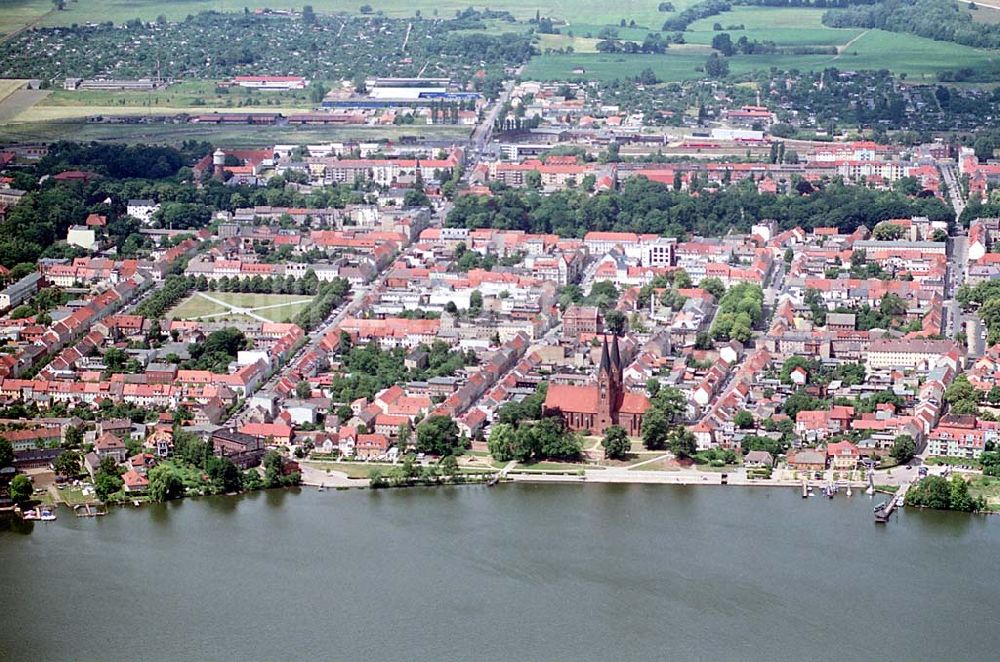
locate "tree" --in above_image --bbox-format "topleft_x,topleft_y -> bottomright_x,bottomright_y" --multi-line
653,386 -> 687,423
440,454 -> 459,479
890,435 -> 916,464
711,32 -> 734,56
705,52 -> 729,78
641,407 -> 670,450
94,470 -> 123,501
148,464 -> 185,501
701,277 -> 725,300
873,223 -> 904,240
734,410 -> 754,429
205,455 -> 242,493
416,415 -> 462,456
469,290 -> 483,314
54,451 -> 82,478
488,422 -> 518,461
646,378 -> 661,398
9,474 -> 32,505
604,309 -> 627,336
668,427 -> 697,459
295,380 -> 312,399
602,425 -> 630,460
302,4 -> 316,24
0,438 -> 12,468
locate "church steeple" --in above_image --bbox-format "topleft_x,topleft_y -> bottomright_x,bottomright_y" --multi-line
610,334 -> 622,374
599,336 -> 611,375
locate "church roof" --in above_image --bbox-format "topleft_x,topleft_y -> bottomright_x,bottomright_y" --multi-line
620,392 -> 652,415
544,383 -> 599,415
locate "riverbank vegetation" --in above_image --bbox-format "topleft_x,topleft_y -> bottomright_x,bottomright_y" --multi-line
92,429 -> 300,504
906,475 -> 985,513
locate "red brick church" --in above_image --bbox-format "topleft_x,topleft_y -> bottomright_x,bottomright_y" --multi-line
543,335 -> 650,436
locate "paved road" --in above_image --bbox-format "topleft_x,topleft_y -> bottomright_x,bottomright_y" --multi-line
940,161 -> 966,219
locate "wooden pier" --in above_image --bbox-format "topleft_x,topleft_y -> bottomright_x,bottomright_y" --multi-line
875,482 -> 911,524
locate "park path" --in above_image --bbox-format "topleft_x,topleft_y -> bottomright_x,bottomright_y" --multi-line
626,453 -> 672,470
190,292 -> 311,323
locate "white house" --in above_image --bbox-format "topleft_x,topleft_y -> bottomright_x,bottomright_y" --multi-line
127,199 -> 160,225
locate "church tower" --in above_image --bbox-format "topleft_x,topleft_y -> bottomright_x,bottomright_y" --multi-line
610,333 -> 623,407
596,335 -> 622,432
597,336 -> 614,430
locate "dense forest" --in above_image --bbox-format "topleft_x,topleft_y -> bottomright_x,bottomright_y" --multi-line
445,176 -> 953,238
823,0 -> 1000,50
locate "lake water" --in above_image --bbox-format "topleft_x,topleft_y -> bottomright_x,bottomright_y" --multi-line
2,484 -> 998,661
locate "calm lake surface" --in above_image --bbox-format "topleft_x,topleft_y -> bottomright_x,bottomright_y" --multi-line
2,484 -> 998,661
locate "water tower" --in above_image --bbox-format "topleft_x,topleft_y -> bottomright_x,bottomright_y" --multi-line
213,148 -> 226,179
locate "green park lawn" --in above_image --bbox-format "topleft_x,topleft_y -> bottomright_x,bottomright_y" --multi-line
968,475 -> 1000,511
167,292 -> 315,324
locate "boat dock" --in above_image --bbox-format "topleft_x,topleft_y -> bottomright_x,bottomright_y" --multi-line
875,482 -> 911,523
75,503 -> 106,518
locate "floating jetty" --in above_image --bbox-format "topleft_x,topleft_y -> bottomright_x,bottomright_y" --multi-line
74,503 -> 106,518
875,483 -> 911,524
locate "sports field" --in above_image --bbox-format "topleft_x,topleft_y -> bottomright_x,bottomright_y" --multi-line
168,292 -> 314,324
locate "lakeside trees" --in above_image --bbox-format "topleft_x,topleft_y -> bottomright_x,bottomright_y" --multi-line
415,415 -> 464,457
906,475 -> 984,512
9,474 -> 32,506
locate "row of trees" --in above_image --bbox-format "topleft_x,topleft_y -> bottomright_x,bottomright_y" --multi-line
292,277 -> 350,332
662,0 -> 732,31
445,177 -> 953,240
823,0 -> 1000,50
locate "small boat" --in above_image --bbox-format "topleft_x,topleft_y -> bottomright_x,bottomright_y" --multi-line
874,502 -> 887,513
39,509 -> 56,521
317,485 -> 326,492
133,500 -> 141,507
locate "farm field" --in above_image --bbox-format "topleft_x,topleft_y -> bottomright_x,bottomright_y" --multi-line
168,292 -> 315,324
0,119 -> 470,146
524,27 -> 1000,82
523,51 -> 713,83
0,0 -> 51,36
27,0 -> 701,28
4,104 -> 321,123
40,81 -> 316,109
685,8 -> 863,47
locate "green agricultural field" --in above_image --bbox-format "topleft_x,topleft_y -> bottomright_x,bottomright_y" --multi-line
686,8 -> 863,47
31,0 -> 702,28
523,50 -> 713,83
0,118 -> 471,146
40,80 -> 316,109
0,0 -> 51,36
169,292 -> 316,324
819,29 -> 1000,81
524,27 -> 1000,83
